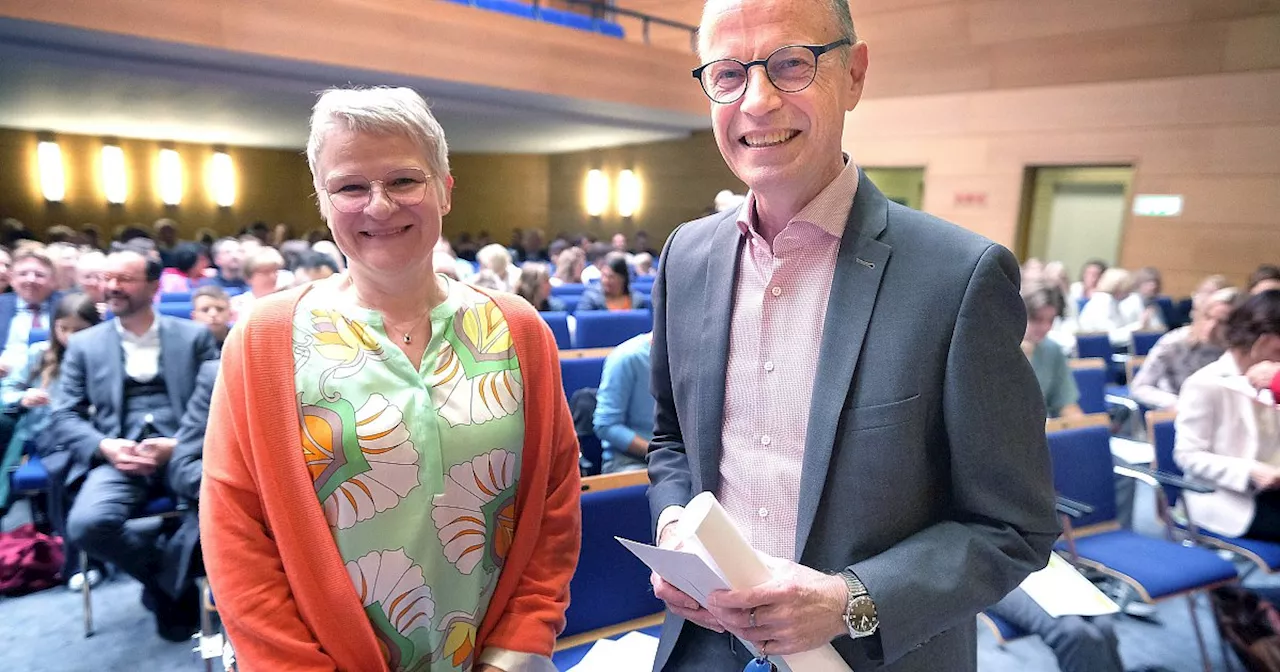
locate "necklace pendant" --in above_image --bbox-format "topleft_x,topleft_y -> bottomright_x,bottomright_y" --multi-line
402,333 -> 412,345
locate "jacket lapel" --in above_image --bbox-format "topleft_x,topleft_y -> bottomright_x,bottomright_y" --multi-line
158,318 -> 186,416
794,172 -> 893,560
103,324 -> 124,436
694,212 -> 746,494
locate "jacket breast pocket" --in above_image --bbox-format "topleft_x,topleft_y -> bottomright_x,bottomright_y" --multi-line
845,394 -> 921,432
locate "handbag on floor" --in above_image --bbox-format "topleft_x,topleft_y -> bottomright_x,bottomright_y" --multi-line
1212,585 -> 1280,671
0,523 -> 64,596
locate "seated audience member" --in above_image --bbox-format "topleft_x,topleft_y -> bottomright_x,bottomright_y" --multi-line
159,242 -> 211,293
0,249 -> 61,376
167,359 -> 219,502
1250,264 -> 1280,295
547,238 -> 569,270
611,232 -> 628,254
1022,284 -> 1082,418
299,251 -> 340,283
987,587 -> 1127,672
432,251 -> 461,281
515,262 -> 565,312
47,242 -> 82,292
1069,259 -> 1108,306
1174,290 -> 1280,540
633,252 -> 657,278
577,252 -> 652,312
190,285 -> 232,348
552,246 -> 586,287
476,242 -> 520,290
469,268 -> 507,292
229,247 -> 285,321
0,293 -> 101,580
1123,266 -> 1167,332
593,332 -> 654,474
210,237 -> 247,291
51,250 -> 218,639
1130,287 -> 1236,409
75,251 -> 107,306
311,239 -> 345,272
0,246 -> 11,293
580,242 -> 611,284
1078,268 -> 1163,346
1247,359 -> 1280,406
520,228 -> 549,263
434,238 -> 475,280
632,230 -> 656,257
153,219 -> 179,266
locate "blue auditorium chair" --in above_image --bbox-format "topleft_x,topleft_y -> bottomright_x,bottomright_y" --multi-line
559,294 -> 582,315
573,310 -> 651,349
475,0 -> 536,18
540,311 -> 572,350
538,6 -> 595,31
1074,332 -> 1112,360
1131,331 -> 1163,357
552,283 -> 587,296
554,471 -> 664,669
560,354 -> 606,402
1148,410 -> 1280,575
1069,359 -> 1107,415
158,302 -> 194,319
160,291 -> 193,303
595,21 -> 624,38
1046,414 -> 1237,671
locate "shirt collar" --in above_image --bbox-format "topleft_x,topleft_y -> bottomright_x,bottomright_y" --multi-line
114,315 -> 161,343
736,154 -> 859,240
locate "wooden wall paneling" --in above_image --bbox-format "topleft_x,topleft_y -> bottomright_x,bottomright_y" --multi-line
967,0 -> 1192,44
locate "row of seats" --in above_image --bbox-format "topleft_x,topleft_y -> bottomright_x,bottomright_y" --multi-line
443,0 -> 625,38
541,309 -> 650,351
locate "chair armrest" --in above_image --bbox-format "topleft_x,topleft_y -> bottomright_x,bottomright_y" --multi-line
1113,464 -> 1216,494
1055,495 -> 1095,519
1105,394 -> 1140,412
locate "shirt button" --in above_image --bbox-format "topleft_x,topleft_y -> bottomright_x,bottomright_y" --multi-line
764,361 -> 775,372
771,286 -> 782,297
760,435 -> 771,446
758,507 -> 768,518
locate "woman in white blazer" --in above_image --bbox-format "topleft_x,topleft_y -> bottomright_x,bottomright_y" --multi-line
1174,289 -> 1280,538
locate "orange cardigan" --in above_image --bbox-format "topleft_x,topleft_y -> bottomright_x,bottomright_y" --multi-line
200,286 -> 582,671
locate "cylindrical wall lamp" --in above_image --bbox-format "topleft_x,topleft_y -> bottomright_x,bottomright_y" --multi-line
585,169 -> 609,217
158,148 -> 183,206
101,145 -> 127,204
38,141 -> 66,202
210,151 -> 235,207
617,169 -> 641,218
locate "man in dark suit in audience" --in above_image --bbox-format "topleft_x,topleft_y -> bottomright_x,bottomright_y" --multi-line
0,249 -> 62,376
646,0 -> 1058,670
50,249 -> 218,640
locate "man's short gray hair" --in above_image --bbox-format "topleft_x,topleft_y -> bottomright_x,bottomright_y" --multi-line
698,0 -> 856,58
306,87 -> 450,199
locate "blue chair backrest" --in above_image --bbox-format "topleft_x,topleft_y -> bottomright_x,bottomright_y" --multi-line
160,291 -> 192,303
538,6 -> 594,30
1132,332 -> 1163,356
539,311 -> 572,350
562,482 -> 664,638
1075,333 -> 1112,360
574,310 -> 651,349
1071,366 -> 1107,415
559,294 -> 582,315
1151,418 -> 1181,507
1047,423 -> 1117,528
27,328 -> 50,345
561,357 -> 606,402
158,302 -> 193,319
475,0 -> 535,18
596,21 -> 624,38
1155,296 -> 1178,329
552,283 -> 586,297
632,276 -> 655,289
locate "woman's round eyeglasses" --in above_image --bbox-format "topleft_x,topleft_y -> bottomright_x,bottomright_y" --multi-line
692,38 -> 851,105
320,167 -> 432,214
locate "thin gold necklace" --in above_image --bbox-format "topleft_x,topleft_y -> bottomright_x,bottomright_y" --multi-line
385,309 -> 432,345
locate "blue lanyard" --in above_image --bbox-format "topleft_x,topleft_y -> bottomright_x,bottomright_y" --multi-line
744,656 -> 776,672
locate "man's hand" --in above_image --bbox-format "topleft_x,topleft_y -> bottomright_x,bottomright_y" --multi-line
137,437 -> 178,466
1246,361 -> 1280,394
650,519 -> 726,633
1251,463 -> 1280,491
705,556 -> 849,656
20,388 -> 50,408
99,438 -> 157,476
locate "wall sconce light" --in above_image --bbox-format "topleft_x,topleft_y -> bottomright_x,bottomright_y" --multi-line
617,169 -> 641,218
101,145 -> 127,204
585,169 -> 609,217
158,148 -> 183,206
210,151 -> 235,207
38,141 -> 66,202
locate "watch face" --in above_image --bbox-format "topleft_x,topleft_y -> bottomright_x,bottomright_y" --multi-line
848,595 -> 878,635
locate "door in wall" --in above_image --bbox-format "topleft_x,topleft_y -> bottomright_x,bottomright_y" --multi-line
1021,166 -> 1133,282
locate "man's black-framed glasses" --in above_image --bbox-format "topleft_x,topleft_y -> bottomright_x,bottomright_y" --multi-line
692,38 -> 851,104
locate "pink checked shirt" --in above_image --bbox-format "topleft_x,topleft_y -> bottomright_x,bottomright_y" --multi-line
718,159 -> 858,560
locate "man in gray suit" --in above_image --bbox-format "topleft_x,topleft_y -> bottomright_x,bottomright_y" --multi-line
646,0 -> 1059,670
51,250 -> 218,639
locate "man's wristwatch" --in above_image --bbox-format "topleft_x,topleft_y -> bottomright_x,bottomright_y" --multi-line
839,570 -> 879,639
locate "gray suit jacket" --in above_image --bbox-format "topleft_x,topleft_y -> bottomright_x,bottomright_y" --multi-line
49,316 -> 220,485
647,172 -> 1059,671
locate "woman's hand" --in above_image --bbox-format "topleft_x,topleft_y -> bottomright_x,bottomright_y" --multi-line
1246,361 -> 1280,394
20,388 -> 49,408
1251,463 -> 1280,491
